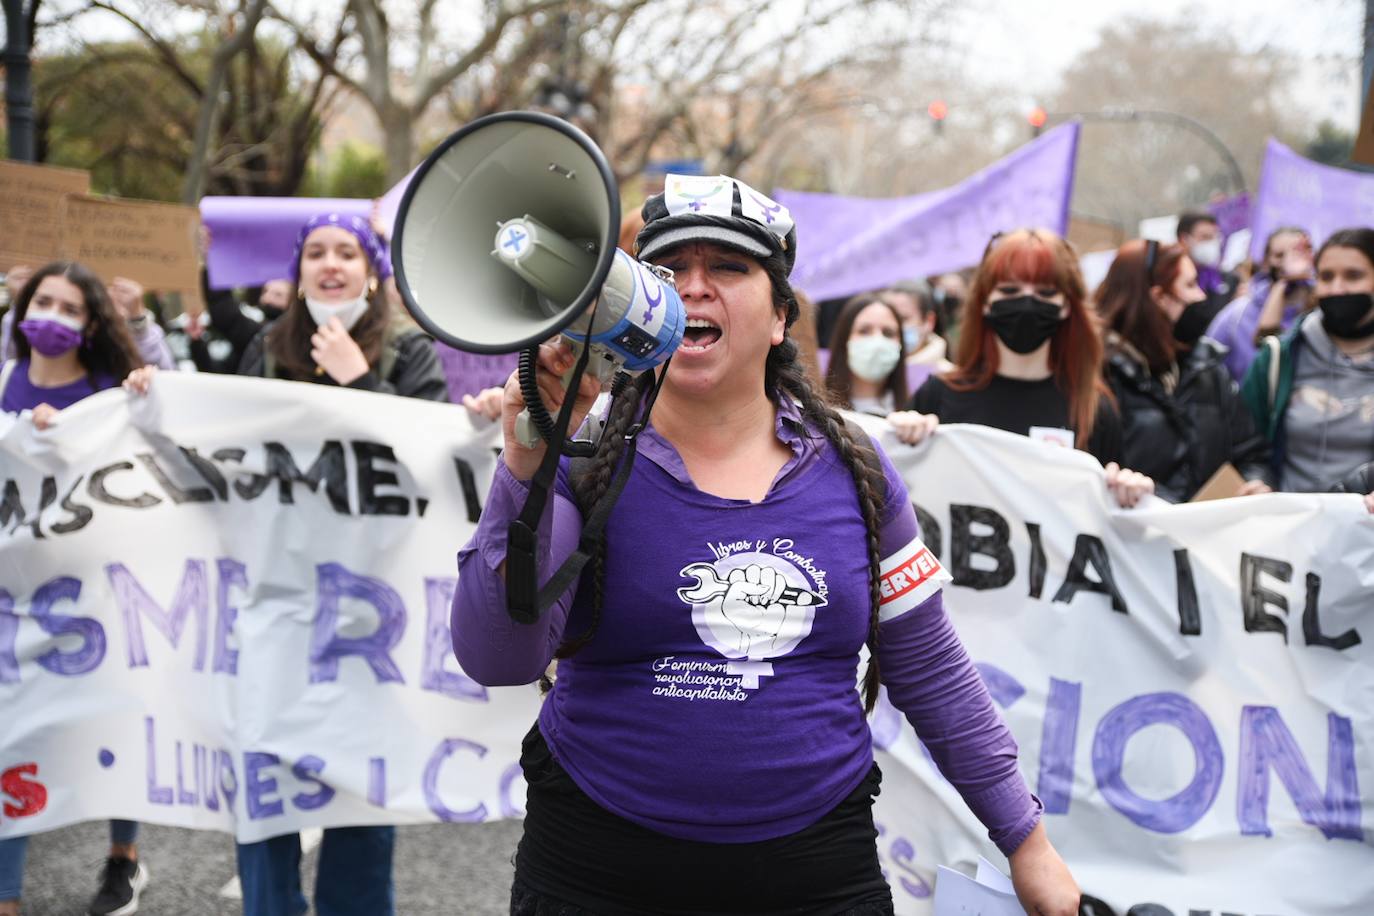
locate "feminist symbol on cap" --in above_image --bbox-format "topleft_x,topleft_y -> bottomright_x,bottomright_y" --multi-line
673,176 -> 730,212
748,192 -> 784,225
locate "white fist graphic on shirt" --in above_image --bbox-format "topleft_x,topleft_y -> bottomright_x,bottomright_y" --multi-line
677,559 -> 826,662
716,565 -> 785,656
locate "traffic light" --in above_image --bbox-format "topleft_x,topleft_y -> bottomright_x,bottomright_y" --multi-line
928,100 -> 948,134
1028,106 -> 1048,138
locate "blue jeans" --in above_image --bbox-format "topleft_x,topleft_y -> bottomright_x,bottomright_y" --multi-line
0,820 -> 139,900
236,826 -> 395,916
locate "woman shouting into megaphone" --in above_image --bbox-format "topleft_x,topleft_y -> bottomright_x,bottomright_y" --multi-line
452,175 -> 1080,916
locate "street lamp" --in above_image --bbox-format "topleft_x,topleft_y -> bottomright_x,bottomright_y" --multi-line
1044,108 -> 1246,195
2,0 -> 36,161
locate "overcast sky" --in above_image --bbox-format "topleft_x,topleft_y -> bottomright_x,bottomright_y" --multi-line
961,0 -> 1363,125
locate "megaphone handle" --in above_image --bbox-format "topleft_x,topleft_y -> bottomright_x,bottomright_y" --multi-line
514,409 -> 542,448
514,360 -> 583,449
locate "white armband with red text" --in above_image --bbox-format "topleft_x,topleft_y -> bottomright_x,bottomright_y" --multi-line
878,536 -> 951,622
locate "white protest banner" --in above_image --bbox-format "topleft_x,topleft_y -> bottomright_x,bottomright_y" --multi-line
848,415 -> 1374,916
0,374 -> 539,844
1,377 -> 1371,916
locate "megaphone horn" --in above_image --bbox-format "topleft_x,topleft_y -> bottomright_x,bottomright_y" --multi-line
392,111 -> 684,448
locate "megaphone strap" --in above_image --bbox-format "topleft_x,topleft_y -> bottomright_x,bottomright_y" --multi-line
505,336 -> 593,623
505,356 -> 672,625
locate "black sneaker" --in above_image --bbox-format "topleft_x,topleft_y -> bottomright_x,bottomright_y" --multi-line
88,857 -> 149,916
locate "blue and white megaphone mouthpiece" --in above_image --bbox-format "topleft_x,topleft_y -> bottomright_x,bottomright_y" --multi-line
390,110 -> 684,449
491,214 -> 685,445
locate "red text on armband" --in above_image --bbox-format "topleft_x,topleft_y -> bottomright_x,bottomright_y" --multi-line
879,547 -> 941,604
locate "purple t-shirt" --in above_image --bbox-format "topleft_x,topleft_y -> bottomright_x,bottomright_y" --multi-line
452,397 -> 1041,854
1,359 -> 114,413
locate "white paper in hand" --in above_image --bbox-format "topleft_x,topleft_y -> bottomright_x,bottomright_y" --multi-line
973,856 -> 1015,895
933,864 -> 1025,916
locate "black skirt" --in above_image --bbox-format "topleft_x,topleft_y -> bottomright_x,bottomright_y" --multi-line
511,724 -> 895,916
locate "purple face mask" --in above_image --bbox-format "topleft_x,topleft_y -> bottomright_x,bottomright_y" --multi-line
19,317 -> 84,357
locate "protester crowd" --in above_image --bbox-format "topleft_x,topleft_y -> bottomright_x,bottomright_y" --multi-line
0,187 -> 1371,916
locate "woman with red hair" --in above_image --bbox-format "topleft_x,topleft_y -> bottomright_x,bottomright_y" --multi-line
890,228 -> 1153,507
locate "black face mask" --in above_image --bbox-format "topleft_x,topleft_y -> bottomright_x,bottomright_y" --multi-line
260,304 -> 286,323
1171,297 -> 1220,346
1318,293 -> 1374,340
985,295 -> 1064,354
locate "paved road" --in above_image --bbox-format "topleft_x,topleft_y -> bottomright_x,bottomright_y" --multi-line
20,819 -> 525,915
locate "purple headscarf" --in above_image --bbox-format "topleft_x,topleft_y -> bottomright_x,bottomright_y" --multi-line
288,213 -> 392,282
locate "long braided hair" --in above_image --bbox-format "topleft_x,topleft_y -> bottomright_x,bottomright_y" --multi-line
555,256 -> 888,713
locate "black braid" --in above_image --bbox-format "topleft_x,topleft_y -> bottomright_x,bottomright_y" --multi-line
768,335 -> 887,714
551,371 -> 657,660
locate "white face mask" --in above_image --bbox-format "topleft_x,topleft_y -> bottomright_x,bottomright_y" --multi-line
305,294 -> 370,331
1188,238 -> 1222,269
28,312 -> 86,333
847,334 -> 902,383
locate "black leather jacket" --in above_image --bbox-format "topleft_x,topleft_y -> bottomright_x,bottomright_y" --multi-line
1106,337 -> 1272,502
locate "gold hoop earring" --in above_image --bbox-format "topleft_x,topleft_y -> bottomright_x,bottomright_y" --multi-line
296,288 -> 305,301
368,277 -> 379,296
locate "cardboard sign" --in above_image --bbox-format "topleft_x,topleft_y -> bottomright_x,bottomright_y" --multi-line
1191,461 -> 1246,502
0,160 -> 91,272
61,196 -> 201,291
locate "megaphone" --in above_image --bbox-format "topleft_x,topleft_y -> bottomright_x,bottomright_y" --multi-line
392,111 -> 684,448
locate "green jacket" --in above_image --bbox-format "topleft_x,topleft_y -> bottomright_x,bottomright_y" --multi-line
1239,322 -> 1305,478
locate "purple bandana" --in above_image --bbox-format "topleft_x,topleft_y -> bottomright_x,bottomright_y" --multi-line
288,213 -> 392,282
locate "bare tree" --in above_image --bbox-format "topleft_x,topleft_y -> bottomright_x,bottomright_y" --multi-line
280,0 -> 569,184
1049,16 -> 1311,230
436,0 -> 948,185
30,0 -> 339,200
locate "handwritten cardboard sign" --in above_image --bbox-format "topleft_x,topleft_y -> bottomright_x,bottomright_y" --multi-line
0,160 -> 91,272
61,196 -> 201,291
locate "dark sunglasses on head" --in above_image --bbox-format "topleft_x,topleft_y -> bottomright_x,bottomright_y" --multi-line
1144,239 -> 1160,280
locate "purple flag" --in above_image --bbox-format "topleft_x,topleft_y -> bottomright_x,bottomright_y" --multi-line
776,123 -> 1080,302
1208,192 -> 1250,239
201,196 -> 372,288
1250,140 -> 1374,262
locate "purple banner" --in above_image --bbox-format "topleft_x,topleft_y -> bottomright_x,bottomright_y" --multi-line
1208,192 -> 1250,239
776,123 -> 1080,302
1250,140 -> 1374,262
435,345 -> 519,402
200,197 -> 372,288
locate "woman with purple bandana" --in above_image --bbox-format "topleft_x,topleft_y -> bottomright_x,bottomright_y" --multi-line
237,212 -> 448,402
452,176 -> 1080,914
0,261 -> 155,916
234,213 -> 444,916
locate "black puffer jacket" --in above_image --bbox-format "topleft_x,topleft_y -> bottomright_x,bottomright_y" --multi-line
1106,337 -> 1272,502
